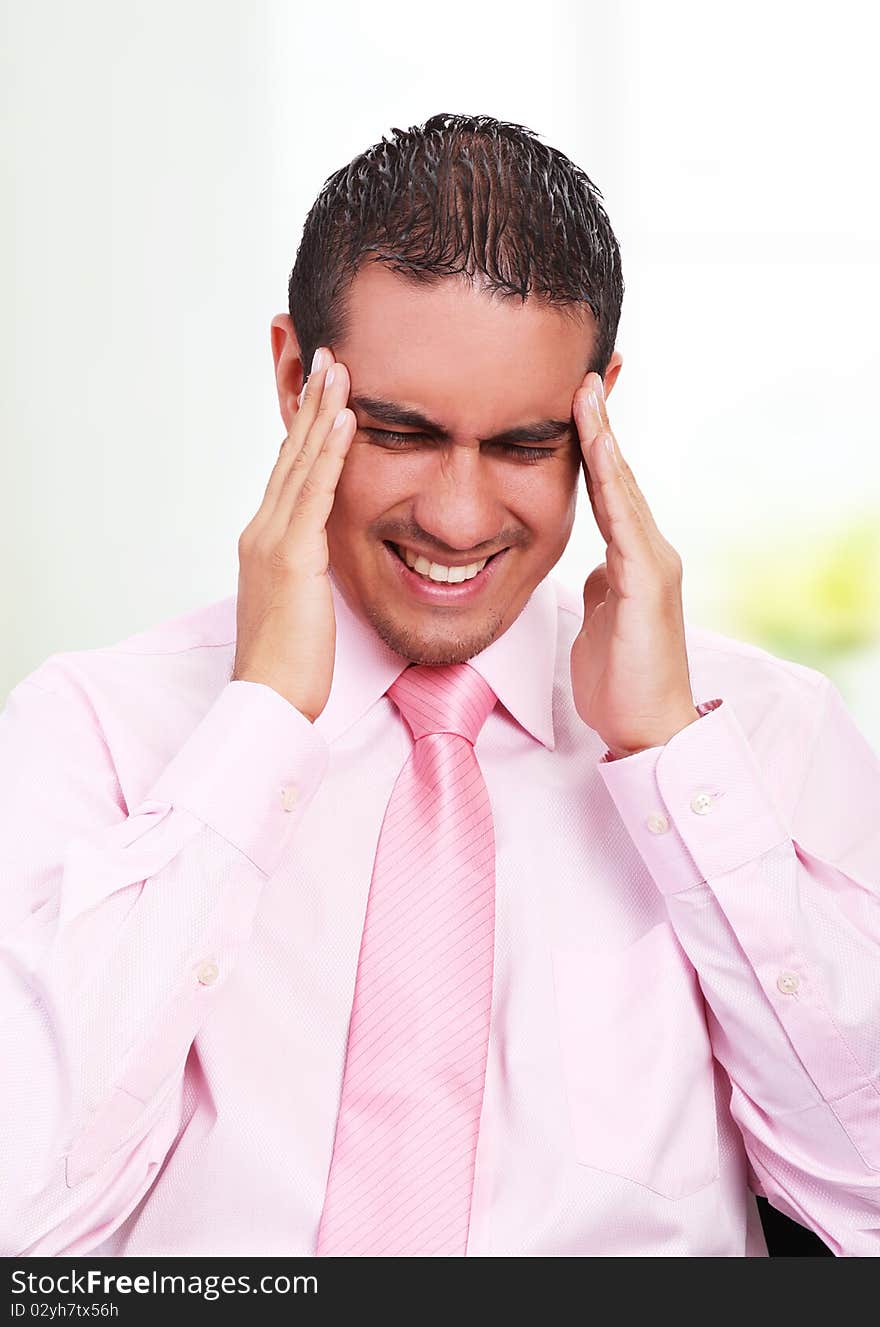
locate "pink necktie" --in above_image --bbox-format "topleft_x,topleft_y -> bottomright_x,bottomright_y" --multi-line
315,662 -> 499,1257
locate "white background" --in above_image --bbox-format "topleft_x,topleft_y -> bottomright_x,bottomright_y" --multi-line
2,0 -> 878,742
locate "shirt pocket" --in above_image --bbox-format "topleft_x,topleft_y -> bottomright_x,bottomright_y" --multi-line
551,920 -> 720,1199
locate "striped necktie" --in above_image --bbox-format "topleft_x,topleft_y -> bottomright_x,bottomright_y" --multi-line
315,661 -> 499,1256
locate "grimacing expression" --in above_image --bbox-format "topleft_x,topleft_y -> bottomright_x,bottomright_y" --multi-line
273,263 -> 620,666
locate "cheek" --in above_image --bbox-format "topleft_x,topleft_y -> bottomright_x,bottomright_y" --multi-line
516,466 -> 579,523
336,446 -> 443,511
334,449 -> 399,511
328,451 -> 419,547
524,467 -> 579,553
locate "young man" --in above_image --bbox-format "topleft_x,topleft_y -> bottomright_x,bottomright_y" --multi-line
2,114 -> 878,1257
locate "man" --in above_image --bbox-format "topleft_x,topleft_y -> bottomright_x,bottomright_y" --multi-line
1,113 -> 878,1257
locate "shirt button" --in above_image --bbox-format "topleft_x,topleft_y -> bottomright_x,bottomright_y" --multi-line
776,971 -> 800,995
690,791 -> 715,815
646,812 -> 670,835
197,960 -> 220,986
280,784 -> 299,812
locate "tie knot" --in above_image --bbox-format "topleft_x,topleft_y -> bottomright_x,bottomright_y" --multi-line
387,662 -> 498,746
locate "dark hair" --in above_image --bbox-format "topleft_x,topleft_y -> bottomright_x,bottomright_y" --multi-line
288,112 -> 624,378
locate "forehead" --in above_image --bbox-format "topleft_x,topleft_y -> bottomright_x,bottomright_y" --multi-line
333,262 -> 594,428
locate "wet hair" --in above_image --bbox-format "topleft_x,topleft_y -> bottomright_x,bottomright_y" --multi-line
287,112 -> 624,378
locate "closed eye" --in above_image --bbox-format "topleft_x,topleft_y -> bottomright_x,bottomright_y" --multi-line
363,429 -> 555,461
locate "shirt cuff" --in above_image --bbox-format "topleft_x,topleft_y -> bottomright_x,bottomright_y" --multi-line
144,680 -> 330,878
597,698 -> 791,895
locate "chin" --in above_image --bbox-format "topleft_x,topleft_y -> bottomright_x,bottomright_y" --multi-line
364,601 -> 506,667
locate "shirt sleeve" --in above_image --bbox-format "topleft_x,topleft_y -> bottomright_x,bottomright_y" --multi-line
0,673 -> 329,1257
597,680 -> 880,1257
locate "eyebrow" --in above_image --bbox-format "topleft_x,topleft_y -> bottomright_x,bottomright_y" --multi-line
350,394 -> 576,446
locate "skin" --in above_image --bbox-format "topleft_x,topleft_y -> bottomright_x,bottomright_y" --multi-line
262,260 -> 700,757
272,263 -> 612,665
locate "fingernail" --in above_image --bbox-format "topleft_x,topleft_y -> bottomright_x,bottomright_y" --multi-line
311,347 -> 326,373
297,384 -> 306,406
587,389 -> 600,417
595,375 -> 605,400
325,365 -> 336,388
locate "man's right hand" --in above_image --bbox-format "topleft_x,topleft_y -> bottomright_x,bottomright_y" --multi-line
231,347 -> 356,723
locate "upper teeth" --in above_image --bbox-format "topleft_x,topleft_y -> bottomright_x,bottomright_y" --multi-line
396,545 -> 490,583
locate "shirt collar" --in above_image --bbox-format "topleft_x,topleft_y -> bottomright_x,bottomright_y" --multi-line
313,568 -> 559,751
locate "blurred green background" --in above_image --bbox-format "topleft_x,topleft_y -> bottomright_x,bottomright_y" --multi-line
712,509 -> 880,745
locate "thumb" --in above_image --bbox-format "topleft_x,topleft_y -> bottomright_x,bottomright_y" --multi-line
582,561 -> 610,622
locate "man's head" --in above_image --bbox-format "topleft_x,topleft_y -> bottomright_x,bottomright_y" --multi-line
271,113 -> 624,665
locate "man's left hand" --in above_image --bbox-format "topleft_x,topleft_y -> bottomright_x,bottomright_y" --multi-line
569,372 -> 700,759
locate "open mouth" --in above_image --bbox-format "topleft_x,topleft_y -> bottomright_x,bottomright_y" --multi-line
384,541 -> 501,581
382,540 -> 507,597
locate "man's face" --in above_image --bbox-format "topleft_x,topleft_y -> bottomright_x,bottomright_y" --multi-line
277,263 -> 617,665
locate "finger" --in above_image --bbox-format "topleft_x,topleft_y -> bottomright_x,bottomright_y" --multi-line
604,430 -> 668,547
589,429 -> 653,564
269,359 -> 353,539
296,347 -> 340,435
582,375 -> 665,545
581,560 -> 612,621
286,406 -> 357,537
573,391 -> 612,543
588,371 -> 611,432
580,438 -> 612,544
259,348 -> 335,515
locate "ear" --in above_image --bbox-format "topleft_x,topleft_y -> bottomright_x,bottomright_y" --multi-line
602,349 -> 623,399
270,314 -> 306,431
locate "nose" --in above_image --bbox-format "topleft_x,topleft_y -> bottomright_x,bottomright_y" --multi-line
409,444 -> 506,556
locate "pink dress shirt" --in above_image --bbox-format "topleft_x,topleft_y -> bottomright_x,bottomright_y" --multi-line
1,570 -> 878,1257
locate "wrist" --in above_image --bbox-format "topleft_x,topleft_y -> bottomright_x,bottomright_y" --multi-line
605,706 -> 701,760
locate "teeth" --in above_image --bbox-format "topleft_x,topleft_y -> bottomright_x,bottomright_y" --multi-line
396,545 -> 489,583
